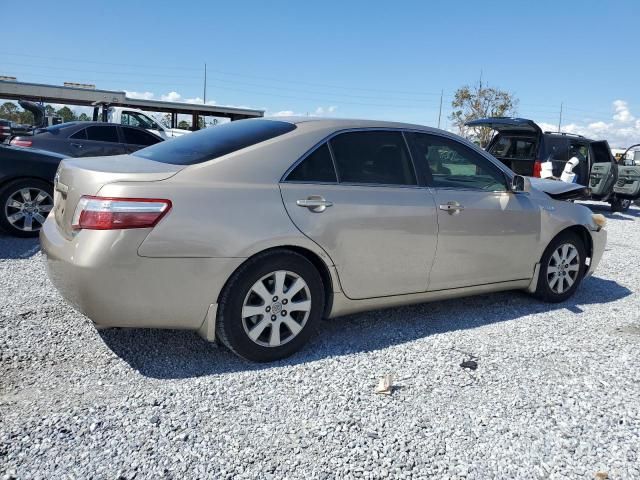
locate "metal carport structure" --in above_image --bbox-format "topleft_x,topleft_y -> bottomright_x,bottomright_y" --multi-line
0,80 -> 264,128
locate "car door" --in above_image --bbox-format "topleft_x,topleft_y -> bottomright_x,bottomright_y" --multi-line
279,130 -> 439,300
68,125 -> 127,157
588,140 -> 618,197
120,126 -> 163,153
405,132 -> 540,291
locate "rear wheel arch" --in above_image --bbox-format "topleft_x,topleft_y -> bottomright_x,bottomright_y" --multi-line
217,245 -> 334,317
0,175 -> 53,191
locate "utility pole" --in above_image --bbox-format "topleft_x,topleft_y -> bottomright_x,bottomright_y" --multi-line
203,63 -> 207,104
437,89 -> 443,128
558,102 -> 563,132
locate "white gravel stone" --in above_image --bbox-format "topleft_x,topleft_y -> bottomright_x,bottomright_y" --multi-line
1,203 -> 639,479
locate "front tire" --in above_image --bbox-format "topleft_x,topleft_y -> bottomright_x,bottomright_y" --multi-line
0,179 -> 53,237
216,250 -> 325,362
533,232 -> 586,303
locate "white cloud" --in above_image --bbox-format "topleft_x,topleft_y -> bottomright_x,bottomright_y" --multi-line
314,105 -> 338,116
271,110 -> 296,117
160,91 -> 182,102
613,100 -> 634,123
125,90 -> 155,100
125,90 -> 218,106
268,106 -> 338,118
538,100 -> 640,148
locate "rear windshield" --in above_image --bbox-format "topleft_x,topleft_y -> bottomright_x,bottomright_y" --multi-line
133,119 -> 296,165
488,134 -> 537,160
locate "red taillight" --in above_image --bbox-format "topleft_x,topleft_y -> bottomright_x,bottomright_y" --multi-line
71,196 -> 171,230
532,160 -> 542,178
10,139 -> 32,147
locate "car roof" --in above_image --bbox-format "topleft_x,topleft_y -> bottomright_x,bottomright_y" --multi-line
268,116 -> 442,132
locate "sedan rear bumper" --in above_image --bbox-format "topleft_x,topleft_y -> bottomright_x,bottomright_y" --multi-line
40,217 -> 244,330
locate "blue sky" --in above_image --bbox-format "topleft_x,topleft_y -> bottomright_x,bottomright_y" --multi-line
3,0 -> 640,146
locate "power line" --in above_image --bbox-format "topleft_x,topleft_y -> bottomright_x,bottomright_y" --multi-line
0,52 -> 447,98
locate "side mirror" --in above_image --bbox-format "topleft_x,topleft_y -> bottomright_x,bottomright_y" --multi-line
512,174 -> 531,193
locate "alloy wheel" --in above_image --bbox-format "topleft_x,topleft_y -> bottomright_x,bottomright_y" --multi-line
241,270 -> 312,347
4,187 -> 53,233
546,243 -> 581,294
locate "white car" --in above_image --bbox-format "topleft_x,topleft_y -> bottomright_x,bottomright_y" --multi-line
108,107 -> 190,139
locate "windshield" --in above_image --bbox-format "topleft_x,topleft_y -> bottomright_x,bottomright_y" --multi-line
121,111 -> 161,130
133,119 -> 296,165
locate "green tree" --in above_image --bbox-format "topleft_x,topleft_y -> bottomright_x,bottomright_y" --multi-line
0,102 -> 20,122
78,113 -> 91,122
178,120 -> 191,129
18,109 -> 34,125
449,81 -> 518,147
56,106 -> 77,123
44,105 -> 56,116
161,113 -> 172,128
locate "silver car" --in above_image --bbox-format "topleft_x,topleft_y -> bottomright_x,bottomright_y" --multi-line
40,118 -> 607,362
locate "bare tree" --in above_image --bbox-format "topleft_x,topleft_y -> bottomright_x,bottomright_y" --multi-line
449,81 -> 518,147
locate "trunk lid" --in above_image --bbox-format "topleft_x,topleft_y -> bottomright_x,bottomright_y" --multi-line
465,117 -> 543,134
53,154 -> 183,237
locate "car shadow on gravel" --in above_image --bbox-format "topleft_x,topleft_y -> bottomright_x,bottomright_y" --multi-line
99,275 -> 631,379
0,233 -> 40,259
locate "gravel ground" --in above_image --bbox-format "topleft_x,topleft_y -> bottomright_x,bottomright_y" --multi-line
1,203 -> 639,480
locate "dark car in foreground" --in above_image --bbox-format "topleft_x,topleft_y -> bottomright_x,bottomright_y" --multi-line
0,124 -> 163,237
9,122 -> 163,157
0,146 -> 65,236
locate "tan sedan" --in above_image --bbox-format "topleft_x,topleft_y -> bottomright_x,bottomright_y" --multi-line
41,118 -> 606,361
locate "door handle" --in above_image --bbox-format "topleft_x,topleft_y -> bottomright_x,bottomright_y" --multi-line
296,196 -> 333,213
71,143 -> 83,148
439,201 -> 464,214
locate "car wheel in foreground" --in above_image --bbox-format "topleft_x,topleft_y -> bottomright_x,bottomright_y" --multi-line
0,179 -> 53,237
533,232 -> 586,303
216,250 -> 325,362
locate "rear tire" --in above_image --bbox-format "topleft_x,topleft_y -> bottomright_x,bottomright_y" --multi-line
533,232 -> 586,303
216,250 -> 325,362
0,179 -> 53,238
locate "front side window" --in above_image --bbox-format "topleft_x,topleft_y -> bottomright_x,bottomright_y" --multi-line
329,131 -> 416,186
85,126 -> 120,143
406,132 -> 508,191
286,143 -> 337,183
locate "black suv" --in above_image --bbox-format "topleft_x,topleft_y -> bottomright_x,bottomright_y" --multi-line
466,117 -> 632,211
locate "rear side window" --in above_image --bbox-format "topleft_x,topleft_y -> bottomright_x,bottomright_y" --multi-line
286,143 -> 337,183
85,126 -> 119,143
544,136 -> 569,161
133,119 -> 296,165
329,131 -> 416,186
122,127 -> 162,146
